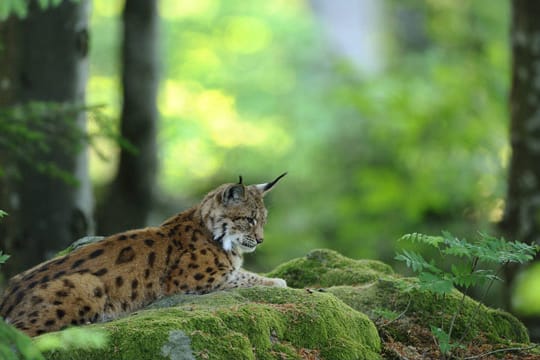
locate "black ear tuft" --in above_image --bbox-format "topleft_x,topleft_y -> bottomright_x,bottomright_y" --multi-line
238,175 -> 243,184
259,172 -> 287,194
222,184 -> 245,205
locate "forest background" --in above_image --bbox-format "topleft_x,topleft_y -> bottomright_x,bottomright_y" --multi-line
2,0 -> 540,340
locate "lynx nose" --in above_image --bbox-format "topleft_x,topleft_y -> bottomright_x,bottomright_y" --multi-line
256,237 -> 264,244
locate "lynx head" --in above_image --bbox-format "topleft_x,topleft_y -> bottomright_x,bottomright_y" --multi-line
199,173 -> 286,253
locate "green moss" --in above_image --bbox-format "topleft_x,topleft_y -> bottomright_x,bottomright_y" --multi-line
328,283 -> 529,345
269,249 -> 529,346
267,249 -> 394,288
55,236 -> 105,257
44,287 -> 380,360
43,248 -> 530,359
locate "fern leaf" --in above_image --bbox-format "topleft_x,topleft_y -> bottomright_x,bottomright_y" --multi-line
418,272 -> 453,295
0,251 -> 10,266
395,250 -> 442,274
440,231 -> 474,259
476,233 -> 537,264
399,233 -> 444,248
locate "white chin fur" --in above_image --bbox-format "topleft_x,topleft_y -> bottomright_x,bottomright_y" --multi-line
222,236 -> 233,251
240,245 -> 257,253
220,234 -> 256,253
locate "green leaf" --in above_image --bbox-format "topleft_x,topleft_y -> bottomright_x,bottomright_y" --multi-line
37,0 -> 50,10
33,327 -> 108,352
440,231 -> 473,259
0,321 -> 44,360
418,272 -> 453,295
395,250 -> 442,274
0,2 -> 9,21
475,233 -> 537,264
372,308 -> 399,321
0,251 -> 10,265
430,326 -> 456,355
451,267 -> 497,288
399,233 -> 444,248
6,0 -> 27,19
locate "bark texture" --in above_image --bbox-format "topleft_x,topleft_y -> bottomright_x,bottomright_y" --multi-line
500,0 -> 540,341
96,0 -> 158,235
0,1 -> 91,276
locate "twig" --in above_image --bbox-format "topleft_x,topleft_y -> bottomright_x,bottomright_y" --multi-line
447,257 -> 478,345
461,343 -> 539,359
380,293 -> 412,328
456,261 -> 508,345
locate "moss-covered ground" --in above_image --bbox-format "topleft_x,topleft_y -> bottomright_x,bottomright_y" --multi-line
41,249 -> 539,360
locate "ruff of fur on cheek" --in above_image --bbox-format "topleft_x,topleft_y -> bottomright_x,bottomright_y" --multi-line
213,222 -> 228,247
212,222 -> 244,252
221,234 -> 238,252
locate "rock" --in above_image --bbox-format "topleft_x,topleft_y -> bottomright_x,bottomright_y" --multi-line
269,249 -> 531,358
44,286 -> 380,360
267,248 -> 394,288
42,249 -> 532,359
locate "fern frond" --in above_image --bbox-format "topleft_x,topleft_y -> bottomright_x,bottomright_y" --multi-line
476,233 -> 537,264
399,233 -> 444,248
395,250 -> 442,274
450,265 -> 497,288
418,272 -> 453,295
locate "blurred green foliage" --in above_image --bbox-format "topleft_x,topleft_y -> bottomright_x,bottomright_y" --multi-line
0,102 -> 122,184
0,0 -> 78,21
89,0 -> 509,271
0,102 -> 85,183
0,315 -> 108,360
0,321 -> 43,360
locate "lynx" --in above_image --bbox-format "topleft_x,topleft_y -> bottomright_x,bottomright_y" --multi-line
0,174 -> 287,336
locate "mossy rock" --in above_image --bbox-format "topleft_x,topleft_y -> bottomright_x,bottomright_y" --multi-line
41,248 -> 532,359
43,286 -> 380,360
267,248 -> 394,288
269,249 -> 530,349
328,283 -> 529,345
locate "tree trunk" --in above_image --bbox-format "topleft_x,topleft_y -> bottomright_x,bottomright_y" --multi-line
0,0 -> 91,276
96,0 -> 158,235
0,16 -> 20,276
500,0 -> 540,341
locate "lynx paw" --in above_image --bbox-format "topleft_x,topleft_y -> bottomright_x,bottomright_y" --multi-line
269,277 -> 287,288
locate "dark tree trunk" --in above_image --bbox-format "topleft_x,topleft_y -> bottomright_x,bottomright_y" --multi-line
500,0 -> 540,341
96,0 -> 158,235
0,16 -> 20,275
0,1 -> 91,276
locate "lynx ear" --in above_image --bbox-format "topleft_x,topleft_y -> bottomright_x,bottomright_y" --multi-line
222,184 -> 246,205
255,172 -> 287,196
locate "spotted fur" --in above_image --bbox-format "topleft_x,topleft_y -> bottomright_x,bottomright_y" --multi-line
0,174 -> 287,336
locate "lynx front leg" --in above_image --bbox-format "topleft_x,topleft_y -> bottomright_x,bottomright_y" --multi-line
223,269 -> 287,289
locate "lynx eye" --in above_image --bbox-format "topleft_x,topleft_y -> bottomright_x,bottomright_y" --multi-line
247,218 -> 257,226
